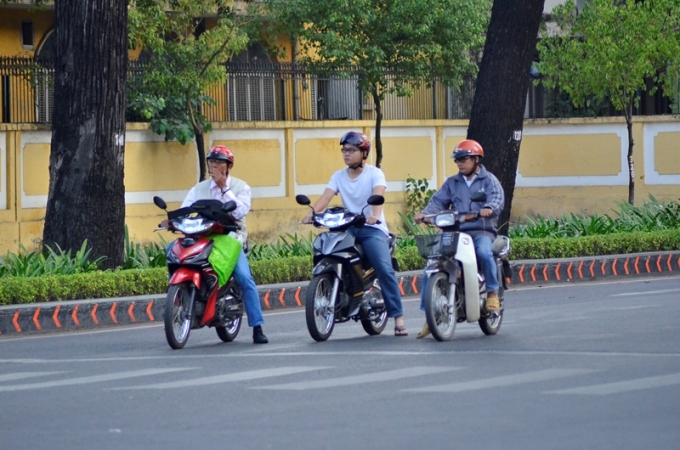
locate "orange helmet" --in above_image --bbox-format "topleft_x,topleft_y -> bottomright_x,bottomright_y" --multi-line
207,145 -> 234,164
452,139 -> 484,160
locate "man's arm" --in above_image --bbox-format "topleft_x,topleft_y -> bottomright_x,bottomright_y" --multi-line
180,186 -> 197,208
223,183 -> 251,220
366,185 -> 386,224
414,180 -> 454,223
484,175 -> 505,217
303,188 -> 336,223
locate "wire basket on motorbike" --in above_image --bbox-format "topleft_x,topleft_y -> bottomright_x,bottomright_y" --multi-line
415,233 -> 459,259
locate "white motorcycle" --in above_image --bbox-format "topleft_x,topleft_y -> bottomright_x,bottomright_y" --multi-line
416,192 -> 511,341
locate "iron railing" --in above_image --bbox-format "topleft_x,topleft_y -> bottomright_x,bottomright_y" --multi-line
1,56 -> 676,124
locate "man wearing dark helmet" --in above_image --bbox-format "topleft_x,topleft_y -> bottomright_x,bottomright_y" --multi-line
302,131 -> 408,337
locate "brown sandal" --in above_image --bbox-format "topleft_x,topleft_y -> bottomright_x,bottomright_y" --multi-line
394,325 -> 409,337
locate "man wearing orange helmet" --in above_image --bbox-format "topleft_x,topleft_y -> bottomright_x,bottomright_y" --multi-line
179,144 -> 268,344
414,139 -> 505,338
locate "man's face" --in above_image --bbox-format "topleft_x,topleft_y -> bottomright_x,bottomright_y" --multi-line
341,144 -> 363,166
455,155 -> 477,176
208,159 -> 229,177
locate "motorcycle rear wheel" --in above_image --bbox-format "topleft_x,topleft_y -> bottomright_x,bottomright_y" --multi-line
216,284 -> 243,342
216,316 -> 242,342
479,290 -> 503,336
164,283 -> 193,349
424,272 -> 457,342
305,273 -> 336,342
360,287 -> 388,336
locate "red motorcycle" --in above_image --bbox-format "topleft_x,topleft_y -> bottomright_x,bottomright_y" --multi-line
154,196 -> 244,349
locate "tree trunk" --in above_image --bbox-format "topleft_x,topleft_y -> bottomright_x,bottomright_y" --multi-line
372,89 -> 383,168
196,128 -> 207,181
43,0 -> 128,270
467,0 -> 545,235
625,106 -> 634,206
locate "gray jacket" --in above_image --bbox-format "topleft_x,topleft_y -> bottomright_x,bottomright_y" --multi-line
422,165 -> 505,238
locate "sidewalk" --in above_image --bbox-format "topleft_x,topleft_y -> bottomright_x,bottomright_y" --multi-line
1,250 -> 679,337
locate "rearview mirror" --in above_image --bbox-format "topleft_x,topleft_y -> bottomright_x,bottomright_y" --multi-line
296,195 -> 311,206
153,196 -> 167,210
222,200 -> 237,213
367,195 -> 385,206
470,191 -> 487,203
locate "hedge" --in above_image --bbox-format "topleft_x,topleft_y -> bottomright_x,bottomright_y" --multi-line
1,229 -> 678,305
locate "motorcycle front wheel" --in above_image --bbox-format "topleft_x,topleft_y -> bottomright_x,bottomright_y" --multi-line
424,272 -> 457,342
360,287 -> 388,336
216,284 -> 243,342
164,283 -> 194,349
305,273 -> 336,342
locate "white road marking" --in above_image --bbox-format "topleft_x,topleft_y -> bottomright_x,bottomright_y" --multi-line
0,372 -> 65,382
611,288 -> 680,297
403,369 -> 594,393
0,368 -> 192,392
110,366 -> 328,390
257,366 -> 458,391
546,373 -> 680,395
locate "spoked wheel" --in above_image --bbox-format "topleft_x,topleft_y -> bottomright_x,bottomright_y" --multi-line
216,316 -> 242,342
305,273 -> 336,342
164,283 -> 194,349
360,287 -> 388,336
216,284 -> 243,342
424,272 -> 457,342
479,291 -> 504,336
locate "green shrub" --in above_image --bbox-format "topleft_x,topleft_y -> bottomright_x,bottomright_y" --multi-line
0,268 -> 168,305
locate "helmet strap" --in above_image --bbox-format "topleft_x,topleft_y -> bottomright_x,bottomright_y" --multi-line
349,161 -> 364,170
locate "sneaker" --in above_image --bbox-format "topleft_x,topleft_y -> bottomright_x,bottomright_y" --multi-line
252,325 -> 268,344
486,293 -> 500,312
416,321 -> 430,339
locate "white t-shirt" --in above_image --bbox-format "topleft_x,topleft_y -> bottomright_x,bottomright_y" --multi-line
327,165 -> 389,235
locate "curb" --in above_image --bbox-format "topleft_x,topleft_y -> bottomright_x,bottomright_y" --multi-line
1,250 -> 679,337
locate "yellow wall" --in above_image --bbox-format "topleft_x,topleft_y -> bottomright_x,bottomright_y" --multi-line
1,117 -> 679,254
0,8 -> 52,56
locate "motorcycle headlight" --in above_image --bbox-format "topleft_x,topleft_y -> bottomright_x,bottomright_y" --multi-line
317,212 -> 353,228
434,212 -> 457,227
174,217 -> 214,234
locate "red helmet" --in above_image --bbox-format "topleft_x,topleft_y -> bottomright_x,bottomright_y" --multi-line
340,131 -> 371,155
207,145 -> 234,164
452,139 -> 484,160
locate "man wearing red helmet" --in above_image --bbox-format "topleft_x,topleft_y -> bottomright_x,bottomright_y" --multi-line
302,131 -> 408,336
180,144 -> 268,344
414,139 -> 505,338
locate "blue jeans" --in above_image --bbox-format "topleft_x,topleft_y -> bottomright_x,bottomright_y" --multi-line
419,234 -> 498,310
232,249 -> 264,328
349,226 -> 404,318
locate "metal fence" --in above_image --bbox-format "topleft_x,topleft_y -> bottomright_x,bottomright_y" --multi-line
1,56 -> 676,124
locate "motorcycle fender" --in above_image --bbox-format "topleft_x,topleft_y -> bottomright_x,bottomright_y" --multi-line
423,259 -> 457,280
455,233 -> 480,322
312,260 -> 343,278
200,289 -> 218,326
169,268 -> 201,288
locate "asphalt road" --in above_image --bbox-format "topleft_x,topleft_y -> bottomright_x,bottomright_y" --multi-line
1,276 -> 679,450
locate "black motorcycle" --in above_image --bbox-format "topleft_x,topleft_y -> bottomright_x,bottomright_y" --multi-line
296,194 -> 398,342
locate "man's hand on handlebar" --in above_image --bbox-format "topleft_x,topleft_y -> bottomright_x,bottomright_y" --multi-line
365,215 -> 381,225
479,207 -> 493,218
302,212 -> 314,224
158,219 -> 170,228
414,212 -> 426,224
